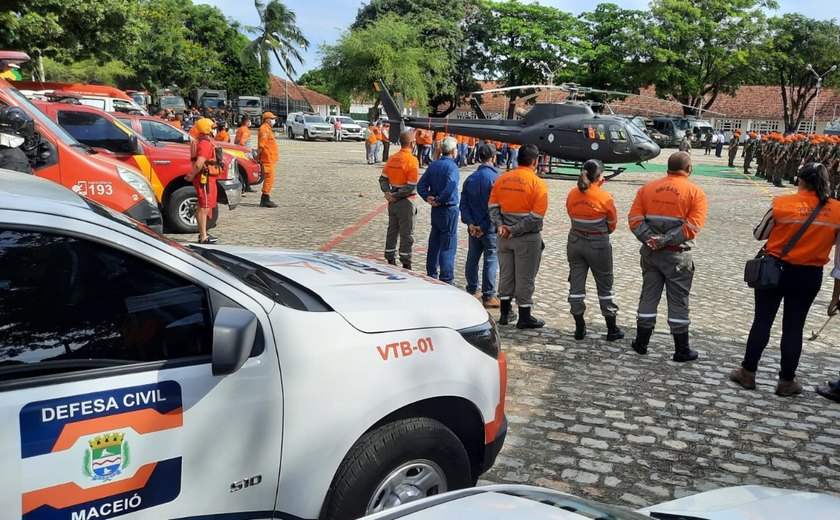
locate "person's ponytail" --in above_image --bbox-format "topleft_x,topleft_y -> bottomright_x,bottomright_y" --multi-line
578,159 -> 604,192
799,162 -> 830,203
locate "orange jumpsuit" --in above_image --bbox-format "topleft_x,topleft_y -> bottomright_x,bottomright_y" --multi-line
234,124 -> 252,146
258,121 -> 279,195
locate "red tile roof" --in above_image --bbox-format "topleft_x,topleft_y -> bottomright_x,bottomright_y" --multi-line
458,82 -> 840,121
269,75 -> 341,107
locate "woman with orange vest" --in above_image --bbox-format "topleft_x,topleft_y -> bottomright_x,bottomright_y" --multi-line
731,163 -> 840,396
234,115 -> 252,146
566,159 -> 623,341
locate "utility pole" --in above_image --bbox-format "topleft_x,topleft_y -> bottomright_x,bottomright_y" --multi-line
806,64 -> 837,133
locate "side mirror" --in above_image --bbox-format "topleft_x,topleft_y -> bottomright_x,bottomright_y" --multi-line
129,134 -> 143,155
183,133 -> 191,143
211,307 -> 257,376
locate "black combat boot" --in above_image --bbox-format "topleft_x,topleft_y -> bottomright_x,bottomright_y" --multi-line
499,299 -> 513,326
672,332 -> 699,362
573,314 -> 586,340
386,259 -> 397,266
605,315 -> 624,341
260,194 -> 278,208
516,306 -> 545,329
630,326 -> 653,355
401,261 -> 411,270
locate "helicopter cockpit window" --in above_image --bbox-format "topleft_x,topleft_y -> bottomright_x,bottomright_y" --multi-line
583,123 -> 607,141
609,124 -> 628,143
627,123 -> 649,143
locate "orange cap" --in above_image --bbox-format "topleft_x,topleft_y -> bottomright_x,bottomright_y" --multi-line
262,112 -> 277,119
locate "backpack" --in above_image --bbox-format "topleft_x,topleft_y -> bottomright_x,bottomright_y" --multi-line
191,136 -> 225,181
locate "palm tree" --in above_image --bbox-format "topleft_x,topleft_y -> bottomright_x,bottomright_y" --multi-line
243,0 -> 309,79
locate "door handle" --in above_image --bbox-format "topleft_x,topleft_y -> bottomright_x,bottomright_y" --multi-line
152,160 -> 171,165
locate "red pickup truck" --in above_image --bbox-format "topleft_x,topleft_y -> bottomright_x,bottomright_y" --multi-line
114,114 -> 263,192
34,101 -> 241,233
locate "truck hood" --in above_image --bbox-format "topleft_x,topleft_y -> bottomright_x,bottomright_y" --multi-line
639,485 -> 840,519
215,247 -> 489,333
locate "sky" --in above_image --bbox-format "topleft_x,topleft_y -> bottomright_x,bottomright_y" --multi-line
198,0 -> 833,76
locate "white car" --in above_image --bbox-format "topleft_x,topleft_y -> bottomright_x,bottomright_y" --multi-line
364,484 -> 840,519
326,115 -> 365,141
286,112 -> 335,141
0,171 -> 507,520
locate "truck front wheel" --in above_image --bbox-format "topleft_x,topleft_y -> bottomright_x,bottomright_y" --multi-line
164,186 -> 218,234
320,418 -> 471,520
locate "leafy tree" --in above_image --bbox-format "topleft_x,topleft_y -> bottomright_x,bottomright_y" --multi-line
352,0 -> 474,116
42,57 -> 134,85
578,4 -> 650,95
319,14 -> 448,113
242,0 -> 309,79
642,0 -> 777,115
757,14 -> 840,133
467,0 -> 587,118
299,68 -> 349,109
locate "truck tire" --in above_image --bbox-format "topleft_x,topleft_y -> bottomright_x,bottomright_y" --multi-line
320,418 -> 471,520
304,129 -> 312,141
287,127 -> 295,140
164,186 -> 218,234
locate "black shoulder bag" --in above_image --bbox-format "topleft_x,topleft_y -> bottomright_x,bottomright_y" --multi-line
744,200 -> 826,290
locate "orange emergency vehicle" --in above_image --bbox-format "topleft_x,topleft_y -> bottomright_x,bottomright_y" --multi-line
0,52 -> 162,231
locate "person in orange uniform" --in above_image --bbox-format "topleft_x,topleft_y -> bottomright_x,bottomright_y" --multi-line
257,111 -> 279,208
188,122 -> 202,139
185,118 -> 220,244
234,115 -> 251,146
371,123 -> 384,163
566,159 -> 622,342
628,151 -> 707,362
414,128 -> 432,166
379,131 -> 419,269
488,144 -> 549,329
172,113 -> 183,129
215,123 -> 230,143
731,162 -> 840,396
381,123 -> 391,162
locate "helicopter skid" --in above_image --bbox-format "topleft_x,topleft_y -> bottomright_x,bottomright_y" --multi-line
537,157 -> 626,180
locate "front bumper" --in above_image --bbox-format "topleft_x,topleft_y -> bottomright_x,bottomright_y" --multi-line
216,178 -> 242,209
237,157 -> 264,186
123,199 -> 164,234
481,415 -> 506,475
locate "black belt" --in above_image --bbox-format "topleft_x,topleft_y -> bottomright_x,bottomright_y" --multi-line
663,245 -> 691,252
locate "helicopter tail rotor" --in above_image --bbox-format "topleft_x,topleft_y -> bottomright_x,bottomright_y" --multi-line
373,80 -> 406,143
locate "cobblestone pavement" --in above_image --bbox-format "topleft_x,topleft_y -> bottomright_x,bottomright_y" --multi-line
176,137 -> 840,507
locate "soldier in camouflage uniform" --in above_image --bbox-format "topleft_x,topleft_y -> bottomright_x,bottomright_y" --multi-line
755,137 -> 766,178
743,132 -> 757,174
727,130 -> 741,167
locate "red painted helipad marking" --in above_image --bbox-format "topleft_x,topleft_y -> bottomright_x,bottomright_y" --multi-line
321,202 -> 389,251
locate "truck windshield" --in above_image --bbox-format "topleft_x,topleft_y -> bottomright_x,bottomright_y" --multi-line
7,87 -> 83,146
201,99 -> 225,109
305,116 -> 326,123
339,117 -> 355,124
161,97 -> 185,110
238,99 -> 260,108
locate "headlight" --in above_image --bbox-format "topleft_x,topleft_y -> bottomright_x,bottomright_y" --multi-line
116,165 -> 157,207
227,157 -> 237,180
458,319 -> 500,359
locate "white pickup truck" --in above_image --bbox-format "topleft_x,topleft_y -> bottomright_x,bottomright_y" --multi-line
286,112 -> 335,141
0,171 -> 506,520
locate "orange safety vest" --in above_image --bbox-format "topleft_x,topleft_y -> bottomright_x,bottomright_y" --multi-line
381,148 -> 419,197
566,184 -> 617,235
189,125 -> 200,139
367,127 -> 381,144
628,172 -> 708,247
765,191 -> 840,266
489,166 -> 549,222
215,129 -> 230,143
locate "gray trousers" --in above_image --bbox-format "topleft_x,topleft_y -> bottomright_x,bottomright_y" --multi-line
567,234 -> 618,317
365,142 -> 374,164
636,247 -> 694,333
384,197 -> 416,263
498,232 -> 542,307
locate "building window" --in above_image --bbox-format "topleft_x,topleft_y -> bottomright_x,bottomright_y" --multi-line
714,119 -> 744,132
797,119 -> 817,134
751,120 -> 781,133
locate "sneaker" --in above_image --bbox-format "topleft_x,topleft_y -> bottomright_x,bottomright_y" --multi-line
197,235 -> 218,245
729,367 -> 756,390
483,297 -> 500,309
775,379 -> 803,397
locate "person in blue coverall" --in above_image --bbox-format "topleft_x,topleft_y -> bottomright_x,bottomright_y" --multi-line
417,136 -> 460,284
460,143 -> 500,307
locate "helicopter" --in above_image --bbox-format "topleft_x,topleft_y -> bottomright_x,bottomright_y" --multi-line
375,80 -> 663,179
375,80 -> 725,179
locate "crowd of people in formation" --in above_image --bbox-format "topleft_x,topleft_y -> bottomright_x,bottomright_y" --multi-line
378,130 -> 840,405
364,122 -> 522,171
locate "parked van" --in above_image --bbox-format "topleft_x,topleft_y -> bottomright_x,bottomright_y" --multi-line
650,117 -> 687,147
12,80 -> 147,115
34,101 -> 241,233
0,61 -> 161,231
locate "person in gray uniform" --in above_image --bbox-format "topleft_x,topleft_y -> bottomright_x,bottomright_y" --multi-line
379,131 -> 419,269
565,160 -> 623,341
